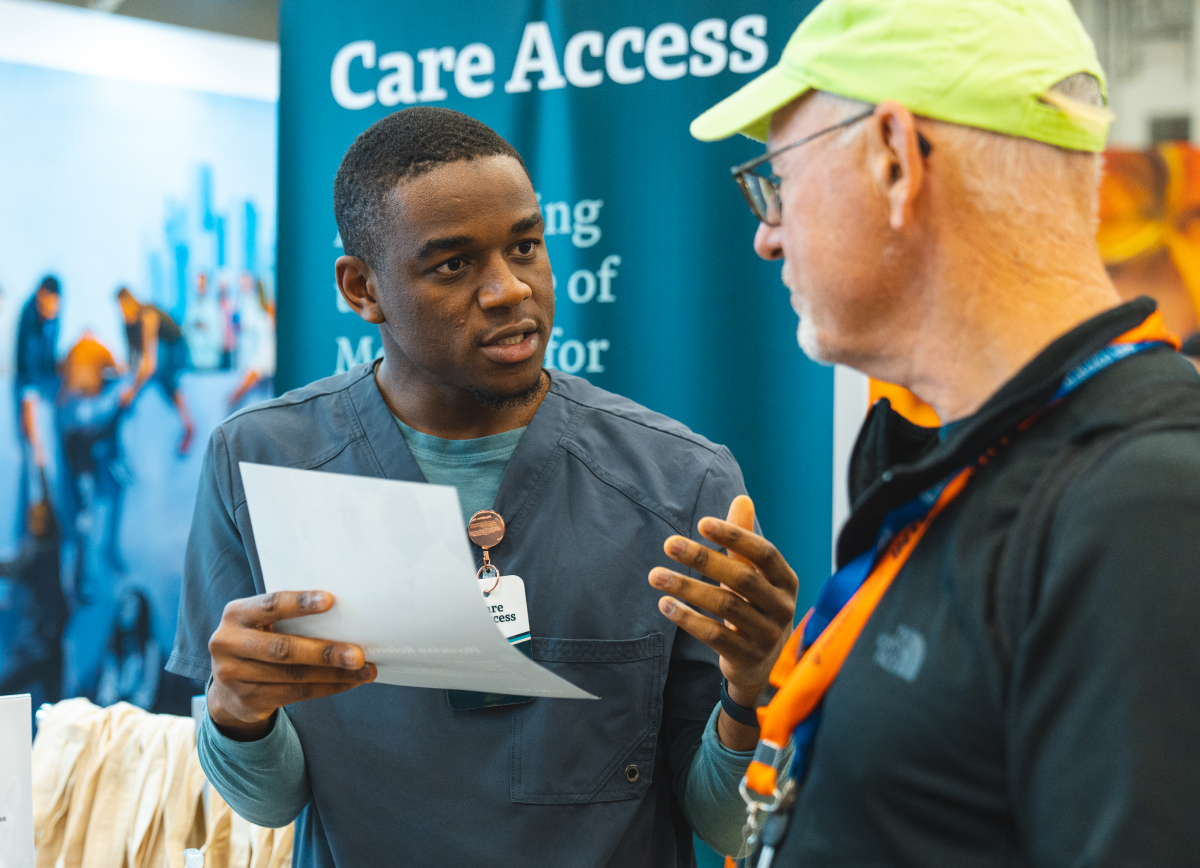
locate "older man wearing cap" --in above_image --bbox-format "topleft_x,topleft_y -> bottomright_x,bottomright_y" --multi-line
660,0 -> 1200,865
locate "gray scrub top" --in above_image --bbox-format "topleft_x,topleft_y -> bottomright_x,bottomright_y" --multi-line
168,363 -> 751,868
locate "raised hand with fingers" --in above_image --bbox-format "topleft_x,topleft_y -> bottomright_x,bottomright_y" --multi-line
649,495 -> 798,750
206,590 -> 378,742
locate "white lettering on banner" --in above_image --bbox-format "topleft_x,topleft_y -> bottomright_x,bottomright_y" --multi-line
331,15 -> 769,108
587,339 -> 610,372
335,335 -> 384,373
536,194 -> 603,249
545,327 -> 610,374
572,200 -> 602,247
596,255 -> 618,301
377,51 -> 417,106
567,269 -> 595,303
456,43 -> 496,98
505,21 -> 567,93
689,19 -> 728,77
543,199 -> 570,236
645,23 -> 689,81
605,27 -> 645,85
331,40 -> 377,109
417,46 -> 455,101
560,340 -> 586,372
565,255 -> 619,304
730,15 -> 769,73
563,31 -> 604,88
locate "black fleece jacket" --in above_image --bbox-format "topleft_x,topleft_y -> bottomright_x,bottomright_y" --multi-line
777,297 -> 1200,868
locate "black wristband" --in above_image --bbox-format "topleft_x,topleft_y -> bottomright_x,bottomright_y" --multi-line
720,678 -> 760,728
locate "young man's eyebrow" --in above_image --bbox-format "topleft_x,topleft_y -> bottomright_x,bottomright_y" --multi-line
416,235 -> 473,259
511,212 -> 544,234
415,213 -> 541,258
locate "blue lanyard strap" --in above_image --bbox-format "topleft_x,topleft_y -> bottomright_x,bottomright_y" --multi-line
1052,340 -> 1163,401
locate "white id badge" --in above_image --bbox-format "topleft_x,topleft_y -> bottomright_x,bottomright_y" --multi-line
448,576 -> 536,709
479,574 -> 530,647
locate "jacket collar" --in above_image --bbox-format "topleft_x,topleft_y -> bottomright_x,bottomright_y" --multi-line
837,296 -> 1159,567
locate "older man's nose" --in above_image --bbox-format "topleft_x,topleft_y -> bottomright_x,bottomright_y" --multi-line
753,221 -> 783,261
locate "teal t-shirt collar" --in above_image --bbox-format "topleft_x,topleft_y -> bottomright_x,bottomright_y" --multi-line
391,415 -> 526,526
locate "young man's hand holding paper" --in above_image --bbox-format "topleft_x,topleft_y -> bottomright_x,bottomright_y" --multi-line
243,464 -> 591,686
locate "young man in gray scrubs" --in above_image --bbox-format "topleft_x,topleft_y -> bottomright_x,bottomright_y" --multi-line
167,107 -> 799,867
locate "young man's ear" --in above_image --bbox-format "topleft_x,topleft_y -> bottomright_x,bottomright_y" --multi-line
865,100 -> 925,231
336,256 -> 385,324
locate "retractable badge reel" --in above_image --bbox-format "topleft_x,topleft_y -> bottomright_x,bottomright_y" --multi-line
468,509 -> 506,593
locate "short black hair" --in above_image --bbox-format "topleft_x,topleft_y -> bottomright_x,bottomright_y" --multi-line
39,275 -> 60,295
333,107 -> 528,270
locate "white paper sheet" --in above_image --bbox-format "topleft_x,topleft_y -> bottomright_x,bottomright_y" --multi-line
0,694 -> 34,868
240,463 -> 595,699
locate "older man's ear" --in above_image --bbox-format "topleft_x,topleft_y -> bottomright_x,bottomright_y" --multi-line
865,101 -> 926,232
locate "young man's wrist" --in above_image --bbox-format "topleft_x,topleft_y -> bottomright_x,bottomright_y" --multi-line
724,678 -> 766,712
207,680 -> 276,742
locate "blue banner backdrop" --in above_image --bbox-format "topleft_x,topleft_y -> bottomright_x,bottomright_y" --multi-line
276,0 -> 828,605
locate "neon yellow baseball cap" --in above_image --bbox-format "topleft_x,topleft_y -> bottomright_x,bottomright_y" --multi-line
690,0 -> 1111,152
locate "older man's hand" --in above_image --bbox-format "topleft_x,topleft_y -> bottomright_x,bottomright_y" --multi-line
650,495 -> 798,750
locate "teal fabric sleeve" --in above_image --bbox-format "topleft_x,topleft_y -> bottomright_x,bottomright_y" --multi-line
675,704 -> 795,856
197,705 -> 311,828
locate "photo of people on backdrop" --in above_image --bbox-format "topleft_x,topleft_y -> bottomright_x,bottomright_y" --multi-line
0,52 -> 277,716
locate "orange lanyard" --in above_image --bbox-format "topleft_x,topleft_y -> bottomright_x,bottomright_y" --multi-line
744,467 -> 971,796
743,311 -> 1180,800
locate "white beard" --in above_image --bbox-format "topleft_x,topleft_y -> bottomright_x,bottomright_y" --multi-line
796,314 -> 830,364
786,268 -> 834,364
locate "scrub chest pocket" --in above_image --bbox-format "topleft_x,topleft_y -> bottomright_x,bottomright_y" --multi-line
511,633 -> 664,804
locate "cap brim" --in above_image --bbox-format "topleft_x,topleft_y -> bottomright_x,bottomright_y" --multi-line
690,66 -> 812,143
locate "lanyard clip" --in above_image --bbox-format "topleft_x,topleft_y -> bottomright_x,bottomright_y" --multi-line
736,740 -> 794,864
742,739 -> 787,803
736,773 -> 796,868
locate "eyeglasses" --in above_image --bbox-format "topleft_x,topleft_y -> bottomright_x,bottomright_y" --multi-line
731,107 -> 932,225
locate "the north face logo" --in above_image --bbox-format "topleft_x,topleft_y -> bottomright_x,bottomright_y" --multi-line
874,624 -> 926,682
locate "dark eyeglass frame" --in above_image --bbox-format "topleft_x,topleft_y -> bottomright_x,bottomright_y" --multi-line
731,106 -> 933,225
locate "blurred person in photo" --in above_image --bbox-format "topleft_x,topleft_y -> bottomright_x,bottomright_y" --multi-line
116,286 -> 196,455
58,331 -> 130,581
0,482 -> 66,706
228,274 -> 275,408
183,272 -> 223,371
14,275 -> 63,534
95,586 -> 161,710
